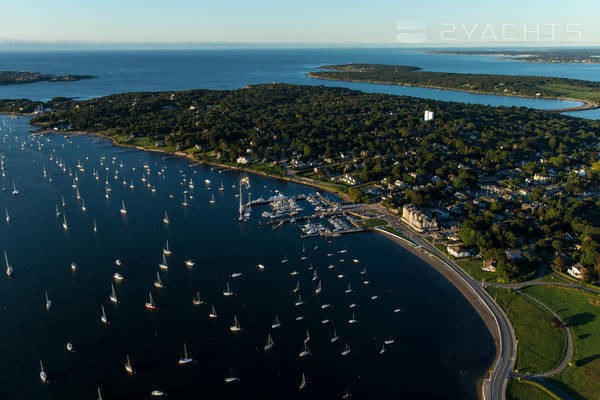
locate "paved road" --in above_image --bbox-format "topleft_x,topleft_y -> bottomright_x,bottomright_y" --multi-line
369,204 -> 516,400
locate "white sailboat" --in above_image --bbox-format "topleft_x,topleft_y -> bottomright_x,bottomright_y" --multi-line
11,181 -> 18,196
145,292 -> 156,310
66,342 -> 74,352
120,200 -> 127,214
330,329 -> 339,343
315,280 -> 322,294
154,272 -> 164,288
224,368 -> 238,383
379,343 -> 386,355
192,291 -> 203,305
45,290 -> 52,311
341,342 -> 351,356
100,305 -> 108,324
125,355 -> 134,374
271,314 -> 281,329
163,240 -> 172,256
294,295 -> 304,306
110,284 -> 118,303
208,305 -> 217,319
113,272 -> 124,281
5,209 -> 9,223
292,281 -> 300,293
223,282 -> 233,296
97,387 -> 103,400
55,204 -> 60,218
219,182 -> 224,191
81,198 -> 86,212
70,262 -> 78,271
159,253 -> 168,270
39,360 -> 47,383
93,219 -> 98,233
151,390 -> 165,397
62,214 -> 68,230
304,329 -> 311,344
185,259 -> 195,267
5,250 -> 13,277
264,333 -> 274,351
209,194 -> 215,204
299,343 -> 310,358
230,316 -> 241,332
348,312 -> 358,324
299,373 -> 307,390
163,211 -> 170,224
181,193 -> 189,207
61,195 -> 66,207
178,343 -> 193,364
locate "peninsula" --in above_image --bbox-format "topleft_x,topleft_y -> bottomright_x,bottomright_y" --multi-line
0,71 -> 95,85
429,48 -> 600,64
308,63 -> 600,111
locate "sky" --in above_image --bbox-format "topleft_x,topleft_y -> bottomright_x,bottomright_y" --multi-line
1,0 -> 599,47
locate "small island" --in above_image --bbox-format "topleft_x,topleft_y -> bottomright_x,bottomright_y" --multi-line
308,63 -> 600,111
0,70 -> 95,86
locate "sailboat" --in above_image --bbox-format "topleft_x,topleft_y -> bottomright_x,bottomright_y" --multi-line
39,360 -> 47,383
348,312 -> 358,324
379,343 -> 386,355
264,333 -> 274,351
315,280 -> 322,294
271,314 -> 281,329
154,272 -> 164,288
294,295 -> 304,306
70,262 -> 78,271
185,259 -> 195,267
163,211 -> 170,224
113,271 -> 124,281
224,368 -> 238,383
93,219 -> 98,233
11,181 -> 18,196
178,343 -> 193,364
111,352 -> 128,375
230,316 -> 241,332
45,290 -> 52,311
151,390 -> 165,397
5,250 -> 13,277
100,305 -> 108,324
219,182 -> 224,191
209,194 -> 215,204
341,342 -> 351,356
163,240 -> 172,256
81,199 -> 86,212
223,282 -> 233,296
208,305 -> 217,319
62,215 -> 68,230
281,254 -> 288,264
5,209 -> 9,223
66,342 -> 74,352
181,193 -> 189,207
304,329 -> 310,344
345,283 -> 352,294
61,195 -> 66,207
109,284 -> 118,303
330,329 -> 339,343
120,200 -> 127,214
299,342 -> 310,358
312,270 -> 318,281
299,373 -> 307,390
76,188 -> 81,200
145,292 -> 156,310
97,387 -> 103,400
159,253 -> 168,270
192,291 -> 203,305
292,281 -> 300,293
55,204 -> 60,218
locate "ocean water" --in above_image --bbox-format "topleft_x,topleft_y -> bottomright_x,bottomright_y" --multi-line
0,115 -> 493,399
0,48 -> 598,116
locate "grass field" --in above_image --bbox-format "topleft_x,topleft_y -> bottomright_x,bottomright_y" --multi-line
358,218 -> 388,228
487,288 -> 567,375
507,379 -> 560,400
523,286 -> 600,400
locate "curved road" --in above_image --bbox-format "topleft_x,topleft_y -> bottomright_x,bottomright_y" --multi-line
372,212 -> 516,400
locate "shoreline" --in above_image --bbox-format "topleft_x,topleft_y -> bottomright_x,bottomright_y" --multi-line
307,73 -> 599,113
28,118 -> 500,399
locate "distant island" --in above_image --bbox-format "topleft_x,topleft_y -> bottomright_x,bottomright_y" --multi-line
429,48 -> 600,64
308,63 -> 600,111
0,71 -> 95,85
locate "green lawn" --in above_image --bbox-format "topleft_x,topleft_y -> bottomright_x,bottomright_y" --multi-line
507,379 -> 561,400
358,218 -> 388,228
487,288 -> 567,375
457,259 -> 498,282
522,286 -> 600,400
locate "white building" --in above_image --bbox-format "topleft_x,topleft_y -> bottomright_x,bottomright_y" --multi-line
567,263 -> 584,280
401,205 -> 439,233
424,110 -> 435,122
236,156 -> 249,165
447,245 -> 472,258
